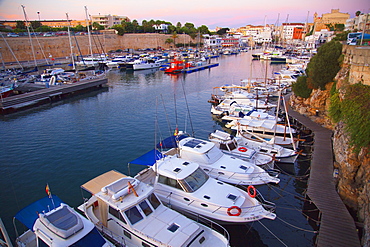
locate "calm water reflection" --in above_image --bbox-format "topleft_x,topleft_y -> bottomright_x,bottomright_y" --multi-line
0,53 -> 316,246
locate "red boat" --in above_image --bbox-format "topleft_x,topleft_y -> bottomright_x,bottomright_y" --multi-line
0,85 -> 15,99
164,59 -> 193,74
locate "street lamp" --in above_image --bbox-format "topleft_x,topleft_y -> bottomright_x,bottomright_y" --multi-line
37,11 -> 40,21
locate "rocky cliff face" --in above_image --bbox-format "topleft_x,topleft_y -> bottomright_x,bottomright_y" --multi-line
290,45 -> 370,246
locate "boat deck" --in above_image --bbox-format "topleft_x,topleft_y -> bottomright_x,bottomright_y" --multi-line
0,77 -> 108,114
285,95 -> 361,247
182,63 -> 219,73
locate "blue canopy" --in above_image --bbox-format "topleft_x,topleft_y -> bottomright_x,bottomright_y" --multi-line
156,134 -> 189,149
129,149 -> 165,166
15,195 -> 63,230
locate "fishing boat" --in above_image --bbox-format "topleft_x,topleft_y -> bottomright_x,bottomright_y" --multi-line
160,135 -> 280,185
132,152 -> 277,224
14,195 -> 113,247
78,170 -> 230,247
164,59 -> 193,74
209,130 -> 298,164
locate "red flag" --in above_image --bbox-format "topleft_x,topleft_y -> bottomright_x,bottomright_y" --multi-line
45,184 -> 51,198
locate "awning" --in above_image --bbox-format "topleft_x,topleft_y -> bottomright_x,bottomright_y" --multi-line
15,195 -> 63,230
129,149 -> 165,166
81,170 -> 127,195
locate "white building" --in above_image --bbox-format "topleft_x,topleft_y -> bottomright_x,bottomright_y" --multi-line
91,14 -> 129,29
281,23 -> 305,40
153,24 -> 169,33
203,35 -> 222,48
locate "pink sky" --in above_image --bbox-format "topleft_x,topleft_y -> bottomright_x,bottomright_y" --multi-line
0,0 -> 368,29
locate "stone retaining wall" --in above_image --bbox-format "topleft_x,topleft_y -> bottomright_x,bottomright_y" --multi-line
0,33 -> 190,63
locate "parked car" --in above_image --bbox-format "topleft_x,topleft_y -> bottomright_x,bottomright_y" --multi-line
7,33 -> 19,37
43,33 -> 54,37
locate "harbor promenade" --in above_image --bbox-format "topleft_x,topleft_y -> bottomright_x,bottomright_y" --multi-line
286,96 -> 361,247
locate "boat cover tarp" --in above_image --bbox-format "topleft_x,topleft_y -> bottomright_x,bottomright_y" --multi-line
81,170 -> 127,195
129,149 -> 165,166
156,134 -> 189,149
15,195 -> 63,230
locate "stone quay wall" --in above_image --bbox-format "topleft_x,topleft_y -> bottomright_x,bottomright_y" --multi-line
0,33 -> 190,63
342,45 -> 370,86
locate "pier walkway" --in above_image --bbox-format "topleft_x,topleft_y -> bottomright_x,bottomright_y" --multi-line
1,77 -> 108,114
286,97 -> 361,247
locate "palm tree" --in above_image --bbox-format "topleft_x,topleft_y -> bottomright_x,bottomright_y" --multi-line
171,32 -> 178,47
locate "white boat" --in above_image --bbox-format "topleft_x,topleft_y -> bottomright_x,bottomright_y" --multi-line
227,117 -> 297,138
76,56 -> 109,67
167,136 -> 280,185
217,98 -> 276,111
132,153 -> 277,224
209,130 -> 298,164
208,130 -> 275,169
126,58 -> 165,70
14,195 -> 113,247
105,56 -> 130,68
78,170 -> 230,247
221,109 -> 279,123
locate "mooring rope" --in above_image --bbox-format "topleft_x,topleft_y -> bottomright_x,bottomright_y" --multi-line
277,216 -> 318,233
258,220 -> 288,247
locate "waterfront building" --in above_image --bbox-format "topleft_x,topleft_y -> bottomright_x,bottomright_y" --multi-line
280,23 -> 305,41
313,9 -> 350,31
345,13 -> 370,32
91,14 -> 129,29
203,34 -> 222,48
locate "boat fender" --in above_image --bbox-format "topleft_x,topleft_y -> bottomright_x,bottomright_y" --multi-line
238,147 -> 248,152
49,76 -> 56,85
227,206 -> 242,216
247,185 -> 256,198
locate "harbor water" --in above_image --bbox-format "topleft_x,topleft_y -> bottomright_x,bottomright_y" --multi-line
0,52 -> 317,246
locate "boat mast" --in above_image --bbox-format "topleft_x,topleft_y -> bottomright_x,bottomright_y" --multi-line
21,5 -> 37,67
84,6 -> 93,58
66,13 -> 75,70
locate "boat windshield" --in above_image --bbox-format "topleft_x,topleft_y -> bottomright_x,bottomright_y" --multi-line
70,227 -> 107,246
219,140 -> 237,151
180,168 -> 208,192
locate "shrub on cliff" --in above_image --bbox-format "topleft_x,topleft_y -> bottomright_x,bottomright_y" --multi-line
306,40 -> 342,90
292,76 -> 312,98
328,82 -> 342,123
330,83 -> 370,152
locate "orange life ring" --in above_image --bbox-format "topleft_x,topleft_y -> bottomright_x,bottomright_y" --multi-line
238,147 -> 248,152
247,185 -> 257,198
227,206 -> 242,216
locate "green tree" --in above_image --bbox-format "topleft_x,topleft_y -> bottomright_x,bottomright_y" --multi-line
217,28 -> 229,36
292,76 -> 312,98
92,22 -> 105,30
197,25 -> 210,35
355,11 -> 361,16
332,30 -> 350,41
171,31 -> 178,46
30,21 -> 42,29
16,21 -> 26,30
74,24 -> 85,32
306,40 -> 342,90
111,24 -> 124,35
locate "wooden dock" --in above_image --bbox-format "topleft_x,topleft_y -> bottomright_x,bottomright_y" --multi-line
182,63 -> 219,73
285,96 -> 361,247
0,77 -> 108,114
